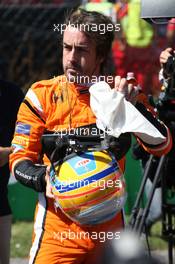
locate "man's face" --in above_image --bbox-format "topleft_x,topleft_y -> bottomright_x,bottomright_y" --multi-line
63,26 -> 102,83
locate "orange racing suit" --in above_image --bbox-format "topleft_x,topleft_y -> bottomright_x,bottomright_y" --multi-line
10,75 -> 172,264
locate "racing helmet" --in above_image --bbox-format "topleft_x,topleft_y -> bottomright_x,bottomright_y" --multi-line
50,150 -> 127,225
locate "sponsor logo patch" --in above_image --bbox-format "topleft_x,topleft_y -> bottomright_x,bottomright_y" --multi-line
68,154 -> 96,176
15,122 -> 31,135
12,136 -> 29,147
75,159 -> 90,169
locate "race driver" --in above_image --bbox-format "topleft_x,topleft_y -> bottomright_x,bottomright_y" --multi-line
10,8 -> 172,264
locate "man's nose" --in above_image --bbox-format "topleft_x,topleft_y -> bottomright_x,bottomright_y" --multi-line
69,48 -> 77,62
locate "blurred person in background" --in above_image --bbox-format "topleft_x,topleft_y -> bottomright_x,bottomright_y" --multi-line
83,0 -> 117,23
159,47 -> 175,73
132,46 -> 175,234
112,0 -> 161,97
0,79 -> 23,264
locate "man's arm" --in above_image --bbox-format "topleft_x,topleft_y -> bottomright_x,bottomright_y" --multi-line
0,146 -> 13,167
13,160 -> 46,192
10,84 -> 47,192
159,47 -> 175,79
114,76 -> 172,156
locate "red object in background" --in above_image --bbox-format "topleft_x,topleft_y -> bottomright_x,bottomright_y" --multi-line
117,3 -> 128,20
167,18 -> 175,32
112,41 -> 160,96
112,40 -> 126,78
89,0 -> 102,2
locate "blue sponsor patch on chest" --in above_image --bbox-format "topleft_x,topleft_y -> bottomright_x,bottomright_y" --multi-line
15,122 -> 31,135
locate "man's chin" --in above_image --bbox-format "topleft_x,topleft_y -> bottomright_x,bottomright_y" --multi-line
66,72 -> 81,83
66,74 -> 77,83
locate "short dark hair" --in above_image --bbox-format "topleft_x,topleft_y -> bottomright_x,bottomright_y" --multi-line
65,8 -> 115,73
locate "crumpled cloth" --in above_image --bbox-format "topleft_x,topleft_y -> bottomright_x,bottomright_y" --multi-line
89,81 -> 165,145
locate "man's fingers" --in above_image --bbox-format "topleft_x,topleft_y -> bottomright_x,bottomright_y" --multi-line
127,85 -> 139,104
160,47 -> 173,65
119,78 -> 127,93
166,47 -> 173,53
45,166 -> 54,198
115,76 -> 127,93
114,76 -> 121,90
114,75 -> 139,104
127,83 -> 134,95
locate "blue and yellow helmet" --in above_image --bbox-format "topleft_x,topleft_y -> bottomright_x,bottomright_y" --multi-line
50,150 -> 126,225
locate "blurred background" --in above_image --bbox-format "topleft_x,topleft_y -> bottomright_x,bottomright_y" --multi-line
0,0 -> 174,262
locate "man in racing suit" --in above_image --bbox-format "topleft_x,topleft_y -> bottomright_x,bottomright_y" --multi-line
10,8 -> 172,264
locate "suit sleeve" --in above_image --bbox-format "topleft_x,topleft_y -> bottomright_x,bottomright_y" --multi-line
9,86 -> 47,192
134,92 -> 172,157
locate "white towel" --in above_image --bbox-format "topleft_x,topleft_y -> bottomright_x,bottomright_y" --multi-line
89,81 -> 165,145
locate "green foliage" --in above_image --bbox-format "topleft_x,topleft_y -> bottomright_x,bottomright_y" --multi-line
148,221 -> 167,250
11,221 -> 33,258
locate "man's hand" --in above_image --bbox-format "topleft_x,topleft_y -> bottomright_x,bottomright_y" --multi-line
0,146 -> 13,167
160,47 -> 174,66
114,76 -> 139,104
45,166 -> 54,198
160,48 -> 175,79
